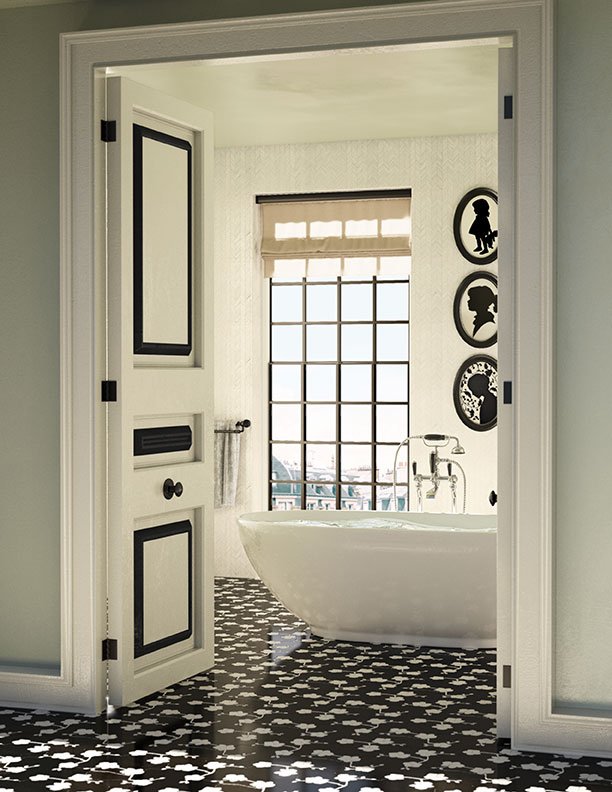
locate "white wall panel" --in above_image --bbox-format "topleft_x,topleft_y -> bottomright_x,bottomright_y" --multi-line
213,133 -> 497,578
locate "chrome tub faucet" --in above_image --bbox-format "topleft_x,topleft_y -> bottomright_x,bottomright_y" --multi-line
393,434 -> 467,513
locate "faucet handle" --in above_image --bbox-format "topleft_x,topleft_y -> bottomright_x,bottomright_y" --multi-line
412,461 -> 417,476
430,451 -> 436,475
447,462 -> 452,477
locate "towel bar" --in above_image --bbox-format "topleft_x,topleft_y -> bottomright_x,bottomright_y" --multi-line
214,419 -> 251,434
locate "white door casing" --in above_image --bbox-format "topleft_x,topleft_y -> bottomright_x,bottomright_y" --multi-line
9,1 -> 583,756
496,44 -> 515,738
105,76 -> 214,706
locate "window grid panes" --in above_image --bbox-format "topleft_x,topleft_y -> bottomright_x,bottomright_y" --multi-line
269,275 -> 410,511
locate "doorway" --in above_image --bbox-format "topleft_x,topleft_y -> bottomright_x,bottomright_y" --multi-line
49,0 -> 558,753
108,36 -> 507,709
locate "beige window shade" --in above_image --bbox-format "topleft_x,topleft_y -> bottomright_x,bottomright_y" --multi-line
261,197 -> 411,278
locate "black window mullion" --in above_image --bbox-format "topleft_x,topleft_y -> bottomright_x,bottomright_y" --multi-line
268,280 -> 273,510
407,276 -> 411,512
372,276 -> 378,511
301,278 -> 307,510
406,362 -> 410,512
336,276 -> 341,510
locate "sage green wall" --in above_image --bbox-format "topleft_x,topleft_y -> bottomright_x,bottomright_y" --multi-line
0,1 -> 610,712
553,0 -> 612,710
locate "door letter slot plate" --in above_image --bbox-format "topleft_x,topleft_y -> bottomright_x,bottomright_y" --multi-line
134,425 -> 192,456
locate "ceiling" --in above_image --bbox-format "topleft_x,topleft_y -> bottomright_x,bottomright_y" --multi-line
115,42 -> 500,148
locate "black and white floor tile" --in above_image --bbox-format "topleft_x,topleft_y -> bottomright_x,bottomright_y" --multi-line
1,577 -> 612,791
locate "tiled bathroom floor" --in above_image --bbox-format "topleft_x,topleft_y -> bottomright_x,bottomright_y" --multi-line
1,577 -> 612,791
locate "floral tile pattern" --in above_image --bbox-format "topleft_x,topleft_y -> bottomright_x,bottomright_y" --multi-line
1,577 -> 612,791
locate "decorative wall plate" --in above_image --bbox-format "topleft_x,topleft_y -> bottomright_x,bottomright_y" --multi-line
453,355 -> 497,431
453,272 -> 498,348
453,187 -> 498,265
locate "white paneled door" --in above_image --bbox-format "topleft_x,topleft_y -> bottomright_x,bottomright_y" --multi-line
105,77 -> 214,706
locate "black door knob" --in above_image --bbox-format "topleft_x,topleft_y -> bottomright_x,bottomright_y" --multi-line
163,478 -> 184,500
489,490 -> 498,506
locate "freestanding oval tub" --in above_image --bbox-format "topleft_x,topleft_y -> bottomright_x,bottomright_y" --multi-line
238,510 -> 496,648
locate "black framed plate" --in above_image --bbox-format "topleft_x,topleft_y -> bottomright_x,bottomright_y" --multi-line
453,355 -> 497,431
453,187 -> 498,265
453,271 -> 498,348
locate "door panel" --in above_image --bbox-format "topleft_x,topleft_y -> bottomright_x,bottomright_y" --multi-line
134,519 -> 193,656
132,463 -> 207,516
106,76 -> 214,706
133,123 -> 193,355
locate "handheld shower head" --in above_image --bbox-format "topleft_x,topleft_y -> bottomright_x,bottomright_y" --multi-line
449,436 -> 465,454
422,433 -> 464,454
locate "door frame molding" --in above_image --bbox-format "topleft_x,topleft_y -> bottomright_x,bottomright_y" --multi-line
2,0 -> 574,748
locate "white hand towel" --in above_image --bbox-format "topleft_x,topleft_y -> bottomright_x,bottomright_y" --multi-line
214,420 -> 241,508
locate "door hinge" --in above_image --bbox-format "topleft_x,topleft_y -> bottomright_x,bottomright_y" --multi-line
102,638 -> 118,661
503,381 -> 512,404
502,664 -> 512,688
503,95 -> 513,120
101,119 -> 117,142
101,380 -> 117,402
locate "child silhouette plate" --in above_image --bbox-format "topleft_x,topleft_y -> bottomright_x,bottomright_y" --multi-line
453,187 -> 498,265
453,355 -> 497,432
453,272 -> 498,348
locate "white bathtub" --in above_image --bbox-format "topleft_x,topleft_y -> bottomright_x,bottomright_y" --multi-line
238,510 -> 496,649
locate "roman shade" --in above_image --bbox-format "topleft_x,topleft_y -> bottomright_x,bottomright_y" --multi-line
260,196 -> 411,278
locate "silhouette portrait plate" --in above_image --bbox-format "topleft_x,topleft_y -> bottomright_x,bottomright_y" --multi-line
453,272 -> 498,348
453,355 -> 497,432
453,187 -> 498,265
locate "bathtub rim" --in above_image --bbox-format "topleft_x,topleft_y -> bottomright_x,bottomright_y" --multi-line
238,509 -> 497,534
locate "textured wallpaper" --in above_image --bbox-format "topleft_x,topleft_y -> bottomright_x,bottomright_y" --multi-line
214,133 -> 497,578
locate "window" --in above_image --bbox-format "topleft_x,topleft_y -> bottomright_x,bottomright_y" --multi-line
261,191 -> 411,512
